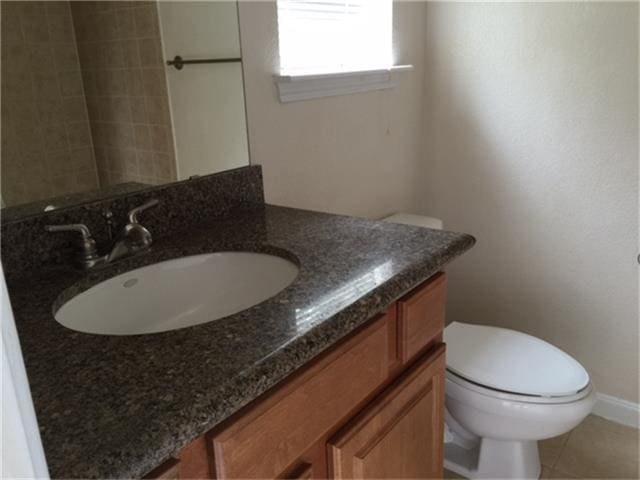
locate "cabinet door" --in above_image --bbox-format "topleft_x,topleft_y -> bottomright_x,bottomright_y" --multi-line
328,346 -> 445,479
211,309 -> 397,479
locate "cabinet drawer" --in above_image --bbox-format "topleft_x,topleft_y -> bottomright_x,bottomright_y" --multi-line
210,309 -> 396,479
397,273 -> 447,363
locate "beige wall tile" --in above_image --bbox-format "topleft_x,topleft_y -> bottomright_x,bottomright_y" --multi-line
129,96 -> 147,123
27,43 -> 55,72
1,10 -> 24,43
2,70 -> 33,100
58,70 -> 84,97
32,70 -> 61,99
45,150 -> 72,176
153,152 -> 174,180
124,68 -> 144,96
37,100 -> 64,124
121,39 -> 140,67
75,169 -> 99,190
4,43 -> 30,74
149,125 -> 170,153
66,122 -> 91,148
48,13 -> 75,43
70,147 -> 95,171
133,5 -> 159,38
103,41 -> 125,68
63,97 -> 88,123
53,43 -> 80,71
133,124 -> 151,150
144,96 -> 169,125
137,37 -> 162,67
116,8 -> 136,39
102,11 -> 120,41
112,97 -> 132,124
46,2 -> 71,16
50,173 -> 77,195
22,13 -> 50,43
43,123 -> 69,151
137,149 -> 155,175
141,68 -> 167,97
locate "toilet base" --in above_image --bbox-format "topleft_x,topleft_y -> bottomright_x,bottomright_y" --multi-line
445,436 -> 541,479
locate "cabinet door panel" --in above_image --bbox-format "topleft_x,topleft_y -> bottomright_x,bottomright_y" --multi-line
282,462 -> 314,479
328,346 -> 445,479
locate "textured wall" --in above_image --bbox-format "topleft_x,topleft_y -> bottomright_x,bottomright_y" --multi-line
421,2 -> 639,402
1,1 -> 98,207
238,0 -> 427,218
70,0 -> 176,187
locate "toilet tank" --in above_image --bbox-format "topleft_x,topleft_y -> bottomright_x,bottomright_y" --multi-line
383,213 -> 443,230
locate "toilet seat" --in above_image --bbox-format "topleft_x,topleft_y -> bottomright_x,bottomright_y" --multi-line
446,369 -> 593,405
444,322 -> 590,398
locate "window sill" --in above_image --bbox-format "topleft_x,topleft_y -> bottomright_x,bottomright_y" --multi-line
274,65 -> 414,103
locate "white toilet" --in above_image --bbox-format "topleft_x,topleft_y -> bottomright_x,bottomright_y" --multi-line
383,214 -> 596,479
443,322 -> 595,479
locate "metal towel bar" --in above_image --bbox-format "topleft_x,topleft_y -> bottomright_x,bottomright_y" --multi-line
166,55 -> 241,70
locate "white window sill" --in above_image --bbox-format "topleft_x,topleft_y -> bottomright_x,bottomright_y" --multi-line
274,65 -> 414,103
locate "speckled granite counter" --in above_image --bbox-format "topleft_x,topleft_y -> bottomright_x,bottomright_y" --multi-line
8,204 -> 474,479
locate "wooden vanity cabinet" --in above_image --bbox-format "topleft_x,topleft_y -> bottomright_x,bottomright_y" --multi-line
145,273 -> 447,480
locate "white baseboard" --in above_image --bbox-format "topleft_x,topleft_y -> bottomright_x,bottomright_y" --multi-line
592,393 -> 640,429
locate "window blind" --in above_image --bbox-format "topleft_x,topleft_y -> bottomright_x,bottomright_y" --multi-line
277,0 -> 393,75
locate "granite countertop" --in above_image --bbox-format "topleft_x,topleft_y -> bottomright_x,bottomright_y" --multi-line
9,204 -> 475,479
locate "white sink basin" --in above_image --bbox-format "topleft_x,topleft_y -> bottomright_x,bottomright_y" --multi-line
55,252 -> 299,335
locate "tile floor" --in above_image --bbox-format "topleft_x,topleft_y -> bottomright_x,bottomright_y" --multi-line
444,415 -> 639,479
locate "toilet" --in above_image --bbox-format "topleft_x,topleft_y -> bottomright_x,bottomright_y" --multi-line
383,214 -> 596,479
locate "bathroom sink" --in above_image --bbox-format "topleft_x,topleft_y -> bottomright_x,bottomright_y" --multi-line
55,252 -> 299,335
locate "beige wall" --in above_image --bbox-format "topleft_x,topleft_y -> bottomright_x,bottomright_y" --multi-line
1,1 -> 98,207
421,2 -> 639,402
238,0 -> 427,218
239,1 -> 638,403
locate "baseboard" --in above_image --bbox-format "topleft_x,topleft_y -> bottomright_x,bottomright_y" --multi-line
593,393 -> 639,429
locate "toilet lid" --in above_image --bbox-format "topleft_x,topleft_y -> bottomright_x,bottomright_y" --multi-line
444,322 -> 590,397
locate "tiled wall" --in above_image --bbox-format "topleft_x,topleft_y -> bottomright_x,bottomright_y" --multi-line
70,1 -> 177,187
1,1 -> 99,207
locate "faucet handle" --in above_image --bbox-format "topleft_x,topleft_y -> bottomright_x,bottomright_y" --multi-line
127,198 -> 159,224
45,223 -> 93,240
44,224 -> 102,266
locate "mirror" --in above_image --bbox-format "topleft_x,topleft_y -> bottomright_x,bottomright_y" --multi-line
0,0 -> 249,219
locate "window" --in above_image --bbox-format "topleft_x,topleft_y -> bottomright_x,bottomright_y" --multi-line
277,0 -> 393,76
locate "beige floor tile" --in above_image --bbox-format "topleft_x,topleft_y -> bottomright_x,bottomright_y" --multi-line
554,415 -> 639,479
444,468 -> 466,479
541,465 -> 577,478
540,432 -> 571,467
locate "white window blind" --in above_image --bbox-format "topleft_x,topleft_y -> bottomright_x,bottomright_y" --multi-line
277,0 -> 393,76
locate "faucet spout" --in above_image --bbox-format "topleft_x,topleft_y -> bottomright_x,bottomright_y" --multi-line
106,223 -> 153,262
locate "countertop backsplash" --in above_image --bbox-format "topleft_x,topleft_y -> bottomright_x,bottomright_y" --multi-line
0,166 -> 264,282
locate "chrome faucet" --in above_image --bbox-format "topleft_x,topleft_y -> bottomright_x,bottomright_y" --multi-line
45,199 -> 160,270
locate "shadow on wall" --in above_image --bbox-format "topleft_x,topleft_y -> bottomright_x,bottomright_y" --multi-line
420,2 -> 639,403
